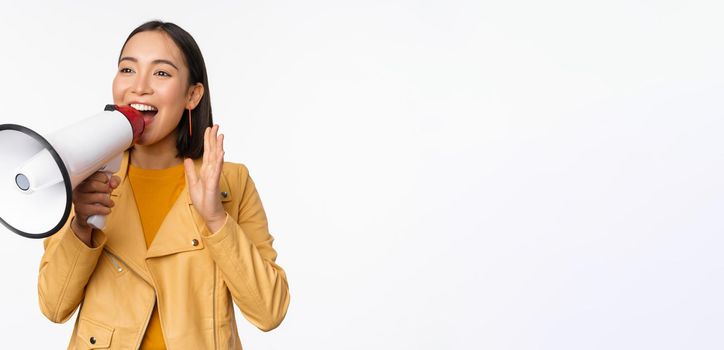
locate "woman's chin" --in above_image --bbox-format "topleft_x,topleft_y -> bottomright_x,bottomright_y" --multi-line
134,134 -> 154,146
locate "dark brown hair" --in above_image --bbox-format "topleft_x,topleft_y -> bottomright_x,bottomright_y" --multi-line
119,20 -> 212,159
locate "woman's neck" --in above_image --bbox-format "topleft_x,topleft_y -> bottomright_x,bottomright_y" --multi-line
130,133 -> 182,169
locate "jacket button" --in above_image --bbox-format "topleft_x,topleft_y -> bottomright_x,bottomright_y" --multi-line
90,336 -> 96,344
221,191 -> 228,198
191,239 -> 199,246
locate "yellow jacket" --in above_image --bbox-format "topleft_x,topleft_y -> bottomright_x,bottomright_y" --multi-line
38,152 -> 290,349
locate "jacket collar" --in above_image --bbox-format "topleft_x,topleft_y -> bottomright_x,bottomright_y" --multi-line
113,150 -> 232,205
103,151 -> 232,285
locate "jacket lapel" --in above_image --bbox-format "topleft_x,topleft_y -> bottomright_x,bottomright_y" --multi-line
103,152 -> 153,285
145,187 -> 204,258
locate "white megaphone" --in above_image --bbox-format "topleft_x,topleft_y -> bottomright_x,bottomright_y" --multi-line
0,105 -> 144,239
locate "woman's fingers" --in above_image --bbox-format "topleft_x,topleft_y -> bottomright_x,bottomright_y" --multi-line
77,193 -> 115,208
73,191 -> 114,212
77,173 -> 114,193
206,125 -> 219,164
87,172 -> 109,184
209,126 -> 223,180
73,195 -> 113,222
217,133 -> 224,158
200,124 -> 223,174
109,175 -> 121,189
207,125 -> 214,153
77,180 -> 110,194
76,203 -> 112,217
184,158 -> 198,185
216,133 -> 224,171
203,126 -> 212,166
210,125 -> 218,154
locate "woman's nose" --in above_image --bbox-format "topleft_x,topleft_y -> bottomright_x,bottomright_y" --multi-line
131,73 -> 153,95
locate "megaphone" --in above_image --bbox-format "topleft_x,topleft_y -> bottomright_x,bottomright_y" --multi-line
0,105 -> 144,239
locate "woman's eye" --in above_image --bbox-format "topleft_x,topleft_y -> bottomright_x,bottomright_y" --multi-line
155,71 -> 171,77
119,67 -> 134,74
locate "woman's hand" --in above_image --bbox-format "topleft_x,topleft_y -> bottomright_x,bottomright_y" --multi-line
71,172 -> 120,247
184,124 -> 227,233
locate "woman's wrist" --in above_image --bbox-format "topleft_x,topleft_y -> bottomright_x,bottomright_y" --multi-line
205,213 -> 228,234
71,217 -> 94,248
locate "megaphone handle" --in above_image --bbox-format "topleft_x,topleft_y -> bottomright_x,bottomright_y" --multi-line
86,171 -> 112,230
86,214 -> 106,230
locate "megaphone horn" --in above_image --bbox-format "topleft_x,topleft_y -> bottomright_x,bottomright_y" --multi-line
0,105 -> 144,238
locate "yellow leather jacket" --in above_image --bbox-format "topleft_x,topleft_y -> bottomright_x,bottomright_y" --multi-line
38,152 -> 290,349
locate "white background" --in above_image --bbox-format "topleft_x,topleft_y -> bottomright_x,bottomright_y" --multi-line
1,1 -> 723,349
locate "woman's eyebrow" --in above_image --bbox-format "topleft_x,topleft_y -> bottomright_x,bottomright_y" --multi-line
119,56 -> 179,71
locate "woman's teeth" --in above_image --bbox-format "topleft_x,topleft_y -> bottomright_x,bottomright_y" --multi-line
130,103 -> 158,112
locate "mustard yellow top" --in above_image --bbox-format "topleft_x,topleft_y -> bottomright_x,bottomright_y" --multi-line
128,162 -> 186,350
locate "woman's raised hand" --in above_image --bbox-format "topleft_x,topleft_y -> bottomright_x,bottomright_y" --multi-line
184,124 -> 227,232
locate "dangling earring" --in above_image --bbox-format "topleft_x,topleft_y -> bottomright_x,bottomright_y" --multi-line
188,108 -> 193,137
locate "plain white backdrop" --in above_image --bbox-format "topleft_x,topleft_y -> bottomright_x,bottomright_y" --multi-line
1,1 -> 723,349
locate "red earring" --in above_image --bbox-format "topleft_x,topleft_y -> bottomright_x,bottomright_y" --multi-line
188,108 -> 193,137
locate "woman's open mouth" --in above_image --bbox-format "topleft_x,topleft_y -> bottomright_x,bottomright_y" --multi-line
129,103 -> 158,125
130,103 -> 158,116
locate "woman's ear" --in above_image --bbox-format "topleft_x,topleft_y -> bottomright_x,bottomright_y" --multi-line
186,83 -> 205,110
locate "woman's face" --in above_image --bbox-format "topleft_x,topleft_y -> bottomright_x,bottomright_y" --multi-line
112,30 -> 192,146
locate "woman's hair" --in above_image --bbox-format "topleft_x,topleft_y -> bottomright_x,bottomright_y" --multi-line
119,20 -> 212,159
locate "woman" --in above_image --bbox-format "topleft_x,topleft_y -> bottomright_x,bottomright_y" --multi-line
37,21 -> 290,349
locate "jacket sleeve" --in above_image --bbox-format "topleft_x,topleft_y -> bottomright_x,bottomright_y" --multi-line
37,216 -> 107,323
199,164 -> 290,331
